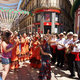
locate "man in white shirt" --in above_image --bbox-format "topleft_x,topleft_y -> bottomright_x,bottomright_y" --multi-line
64,32 -> 73,70
49,34 -> 57,64
68,34 -> 80,78
56,33 -> 65,68
65,32 -> 73,48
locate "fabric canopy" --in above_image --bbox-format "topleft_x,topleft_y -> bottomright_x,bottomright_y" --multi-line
0,8 -> 29,14
0,0 -> 30,30
0,0 -> 22,10
0,8 -> 29,23
0,8 -> 29,29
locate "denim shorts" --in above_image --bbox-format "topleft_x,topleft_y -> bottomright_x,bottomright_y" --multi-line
1,57 -> 11,64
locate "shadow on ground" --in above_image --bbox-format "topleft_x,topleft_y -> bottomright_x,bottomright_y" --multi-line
6,61 -> 39,80
51,65 -> 78,80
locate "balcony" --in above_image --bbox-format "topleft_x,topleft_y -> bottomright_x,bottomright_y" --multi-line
31,0 -> 60,11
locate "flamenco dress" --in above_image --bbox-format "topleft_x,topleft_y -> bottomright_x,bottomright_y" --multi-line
30,42 -> 41,68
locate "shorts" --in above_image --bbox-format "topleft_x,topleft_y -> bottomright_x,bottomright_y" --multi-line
2,57 -> 11,64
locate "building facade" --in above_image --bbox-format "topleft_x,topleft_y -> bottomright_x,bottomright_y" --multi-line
12,0 -> 74,34
71,0 -> 80,34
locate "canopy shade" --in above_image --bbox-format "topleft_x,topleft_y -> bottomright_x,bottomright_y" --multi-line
0,8 -> 29,29
0,0 -> 30,30
71,0 -> 80,18
0,8 -> 29,14
0,0 -> 22,10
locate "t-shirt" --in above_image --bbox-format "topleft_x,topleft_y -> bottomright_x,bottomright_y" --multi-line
57,38 -> 65,50
50,38 -> 57,46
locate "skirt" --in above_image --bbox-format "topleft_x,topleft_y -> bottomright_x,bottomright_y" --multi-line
39,59 -> 51,80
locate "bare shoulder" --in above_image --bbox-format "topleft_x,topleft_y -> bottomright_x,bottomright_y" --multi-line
2,41 -> 7,47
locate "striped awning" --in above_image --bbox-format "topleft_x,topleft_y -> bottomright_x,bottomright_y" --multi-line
0,8 -> 29,23
0,0 -> 22,10
0,0 -> 29,30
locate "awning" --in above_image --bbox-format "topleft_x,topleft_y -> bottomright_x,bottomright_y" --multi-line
0,8 -> 29,29
71,0 -> 80,18
0,8 -> 29,22
0,0 -> 30,30
0,0 -> 22,10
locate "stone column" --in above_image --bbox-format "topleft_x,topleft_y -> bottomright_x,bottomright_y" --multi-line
40,12 -> 44,34
51,13 -> 56,33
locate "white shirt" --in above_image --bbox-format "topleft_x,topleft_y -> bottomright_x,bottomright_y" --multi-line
50,38 -> 57,46
69,40 -> 80,52
65,39 -> 73,48
57,38 -> 65,50
27,37 -> 30,40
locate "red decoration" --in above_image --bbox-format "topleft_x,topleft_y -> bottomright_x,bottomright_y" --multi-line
4,0 -> 9,1
34,23 -> 40,25
12,11 -> 14,13
34,9 -> 61,13
22,12 -> 24,14
44,22 -> 51,26
34,22 -> 61,26
18,12 -> 20,14
41,31 -> 43,33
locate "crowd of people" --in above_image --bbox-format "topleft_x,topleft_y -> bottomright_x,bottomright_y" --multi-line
0,30 -> 80,80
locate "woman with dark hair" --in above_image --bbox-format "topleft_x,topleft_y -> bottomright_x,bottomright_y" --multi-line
1,30 -> 15,80
39,38 -> 52,80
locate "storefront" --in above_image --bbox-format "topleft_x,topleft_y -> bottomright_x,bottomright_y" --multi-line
34,9 -> 61,34
71,0 -> 80,34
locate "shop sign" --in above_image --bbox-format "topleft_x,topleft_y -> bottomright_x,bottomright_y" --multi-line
44,22 -> 51,26
34,22 -> 61,26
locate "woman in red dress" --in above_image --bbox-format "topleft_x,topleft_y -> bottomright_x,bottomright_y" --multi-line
30,37 -> 41,68
23,33 -> 29,60
20,35 -> 25,62
10,33 -> 20,70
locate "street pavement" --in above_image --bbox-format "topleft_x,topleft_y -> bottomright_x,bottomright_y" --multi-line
0,61 -> 79,80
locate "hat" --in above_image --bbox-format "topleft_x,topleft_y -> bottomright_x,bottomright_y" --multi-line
68,32 -> 73,35
67,32 -> 73,36
59,33 -> 64,36
63,31 -> 66,34
73,34 -> 78,37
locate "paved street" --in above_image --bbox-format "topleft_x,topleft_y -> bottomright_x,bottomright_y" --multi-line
0,61 -> 78,80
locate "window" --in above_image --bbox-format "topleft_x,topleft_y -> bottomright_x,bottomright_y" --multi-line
44,13 -> 51,22
36,13 -> 41,22
55,13 -> 59,22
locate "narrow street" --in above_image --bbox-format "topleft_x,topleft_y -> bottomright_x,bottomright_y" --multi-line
0,60 -> 78,80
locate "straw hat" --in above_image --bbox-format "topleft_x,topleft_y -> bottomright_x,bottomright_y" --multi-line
73,34 -> 78,37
